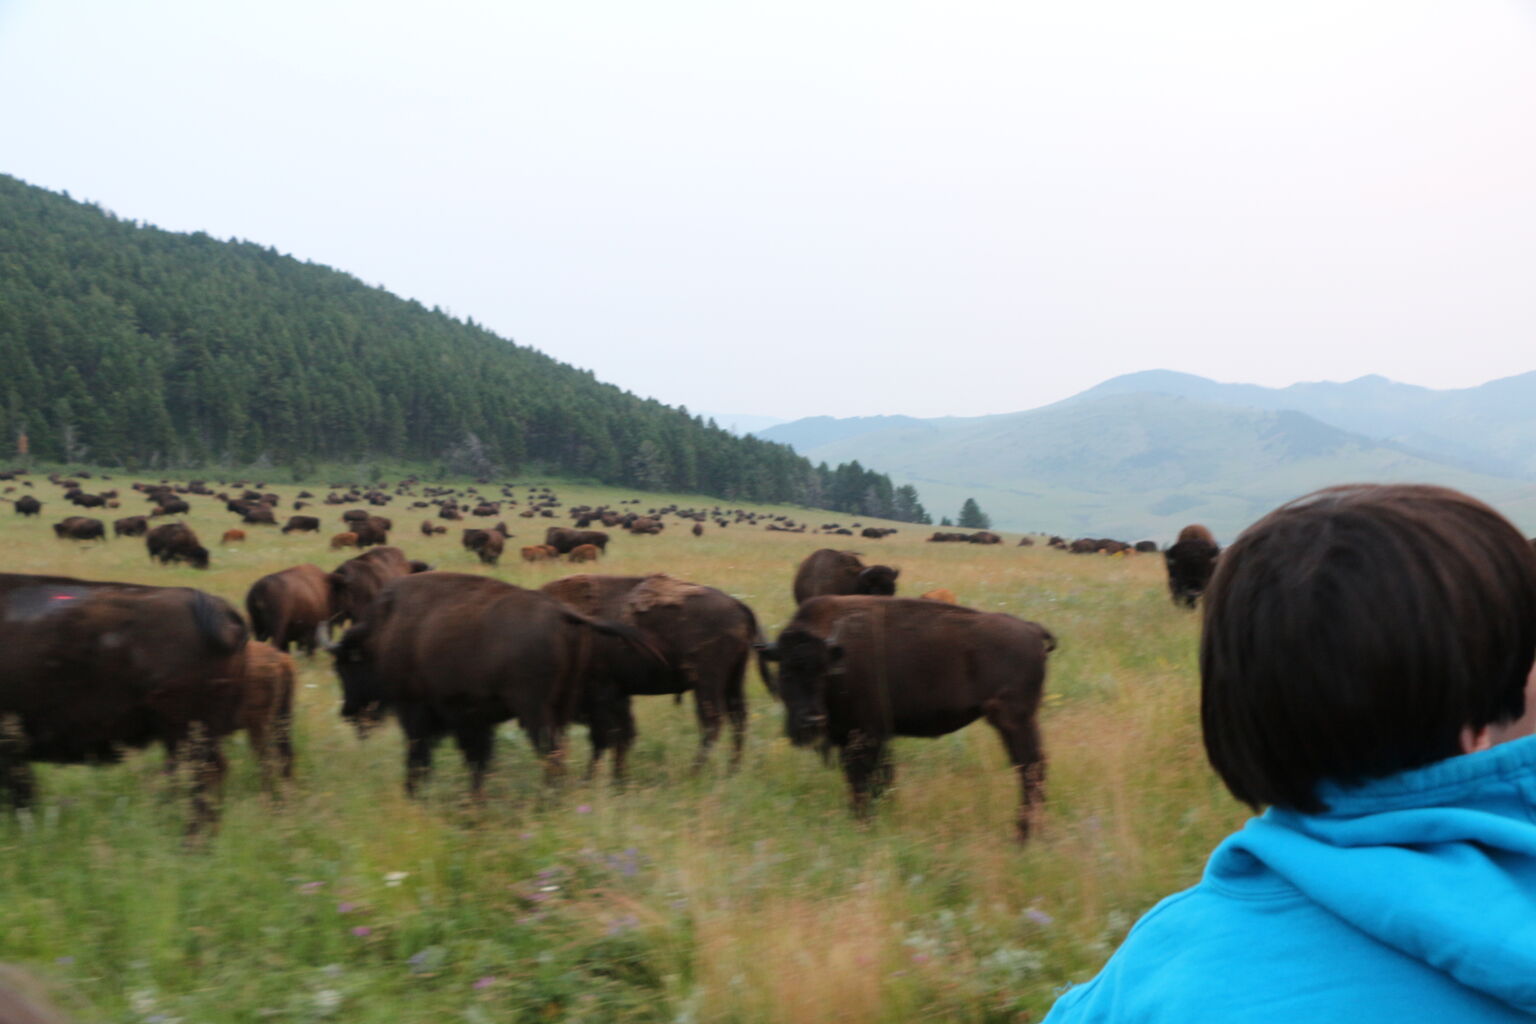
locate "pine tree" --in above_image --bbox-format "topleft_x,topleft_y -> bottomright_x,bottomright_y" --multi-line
958,498 -> 991,529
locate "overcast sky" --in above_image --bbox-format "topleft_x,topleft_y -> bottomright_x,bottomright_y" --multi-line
3,1 -> 1533,420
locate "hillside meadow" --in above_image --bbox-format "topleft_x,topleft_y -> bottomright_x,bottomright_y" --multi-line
0,475 -> 1246,1023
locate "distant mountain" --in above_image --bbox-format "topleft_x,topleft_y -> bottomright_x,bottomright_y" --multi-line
1069,370 -> 1536,478
760,377 -> 1536,540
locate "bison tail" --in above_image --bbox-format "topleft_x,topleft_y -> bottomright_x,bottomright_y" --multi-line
192,591 -> 248,655
737,601 -> 779,698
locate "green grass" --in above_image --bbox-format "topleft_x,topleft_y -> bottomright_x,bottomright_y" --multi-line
0,473 -> 1246,1022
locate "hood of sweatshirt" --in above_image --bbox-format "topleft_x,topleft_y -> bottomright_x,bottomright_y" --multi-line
1206,733 -> 1536,1012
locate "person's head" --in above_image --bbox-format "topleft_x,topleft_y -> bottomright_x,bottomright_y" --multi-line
1201,484 -> 1536,813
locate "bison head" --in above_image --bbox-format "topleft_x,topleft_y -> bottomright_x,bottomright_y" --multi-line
330,623 -> 388,736
188,545 -> 210,570
854,565 -> 899,596
767,627 -> 843,748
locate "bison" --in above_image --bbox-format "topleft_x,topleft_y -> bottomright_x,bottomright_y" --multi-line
247,564 -> 333,655
762,595 -> 1053,841
53,516 -> 105,541
568,543 -> 600,563
461,527 -> 507,566
146,523 -> 210,569
221,529 -> 247,545
114,515 -> 149,537
329,572 -> 662,794
330,532 -> 358,549
1165,524 -> 1220,609
792,549 -> 899,604
328,546 -> 428,627
545,527 -> 610,555
540,574 -> 773,769
0,573 -> 248,830
281,515 -> 321,534
920,588 -> 958,603
14,495 -> 41,516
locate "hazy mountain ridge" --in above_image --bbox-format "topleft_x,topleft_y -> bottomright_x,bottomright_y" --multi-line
757,373 -> 1536,539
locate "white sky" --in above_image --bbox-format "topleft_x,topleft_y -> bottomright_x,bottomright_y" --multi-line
2,0 -> 1533,419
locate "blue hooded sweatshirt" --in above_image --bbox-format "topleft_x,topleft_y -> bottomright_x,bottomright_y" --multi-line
1044,735 -> 1536,1021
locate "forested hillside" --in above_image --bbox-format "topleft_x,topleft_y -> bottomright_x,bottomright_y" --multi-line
0,175 -> 924,518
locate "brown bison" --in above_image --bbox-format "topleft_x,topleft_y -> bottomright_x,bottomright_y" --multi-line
920,588 -> 958,604
221,529 -> 247,545
541,574 -> 773,769
420,520 -> 447,536
330,532 -> 358,549
14,495 -> 41,516
692,522 -> 704,537
792,549 -> 899,604
53,516 -> 105,541
164,640 -> 295,790
114,515 -> 149,537
247,564 -> 334,655
461,527 -> 507,566
0,573 -> 248,830
240,503 -> 277,526
146,523 -> 210,569
544,527 -> 610,555
520,545 -> 555,562
628,517 -> 662,535
1165,524 -> 1220,608
281,515 -> 321,534
352,517 -> 390,547
568,543 -> 600,563
330,573 -> 662,794
762,595 -> 1053,841
328,546 -> 429,627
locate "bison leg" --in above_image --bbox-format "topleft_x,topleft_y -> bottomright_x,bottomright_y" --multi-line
840,731 -> 889,820
724,671 -> 748,772
185,722 -> 227,836
984,702 -> 1046,842
0,714 -> 36,810
520,715 -> 567,786
689,677 -> 724,770
400,706 -> 440,797
452,722 -> 495,798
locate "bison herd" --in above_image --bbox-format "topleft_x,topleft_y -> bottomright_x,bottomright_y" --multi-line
0,469 -> 1224,843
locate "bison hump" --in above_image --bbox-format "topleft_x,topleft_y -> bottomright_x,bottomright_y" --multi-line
627,574 -> 708,613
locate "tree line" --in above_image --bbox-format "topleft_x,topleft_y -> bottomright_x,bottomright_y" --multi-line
0,175 -> 929,522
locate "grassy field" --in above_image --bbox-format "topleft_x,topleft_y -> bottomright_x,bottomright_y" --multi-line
0,473 -> 1247,1023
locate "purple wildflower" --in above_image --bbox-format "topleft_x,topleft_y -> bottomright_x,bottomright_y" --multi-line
351,926 -> 372,938
337,902 -> 359,914
1025,907 -> 1055,927
576,804 -> 592,814
473,976 -> 495,990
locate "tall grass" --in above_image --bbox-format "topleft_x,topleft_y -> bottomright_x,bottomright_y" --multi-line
0,476 -> 1246,1021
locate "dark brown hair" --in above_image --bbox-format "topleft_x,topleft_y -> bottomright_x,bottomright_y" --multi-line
1201,484 -> 1536,813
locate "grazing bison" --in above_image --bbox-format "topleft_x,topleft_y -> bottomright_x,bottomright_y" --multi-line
164,640 -> 295,790
114,515 -> 149,537
53,516 -> 106,541
792,549 -> 899,604
247,564 -> 333,655
221,529 -> 246,545
281,515 -> 321,534
330,532 -> 359,549
240,503 -> 276,526
762,595 -> 1053,840
420,520 -> 447,537
234,642 -> 296,785
544,527 -> 610,555
14,495 -> 41,516
146,523 -> 210,569
920,588 -> 958,604
520,545 -> 554,562
1165,524 -> 1220,609
568,543 -> 600,563
541,574 -> 773,768
352,517 -> 390,547
329,573 -> 662,794
1134,540 -> 1158,553
328,546 -> 427,627
0,573 -> 248,829
692,522 -> 704,538
461,527 -> 507,566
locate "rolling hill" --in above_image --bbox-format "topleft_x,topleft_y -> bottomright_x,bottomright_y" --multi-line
759,378 -> 1536,540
